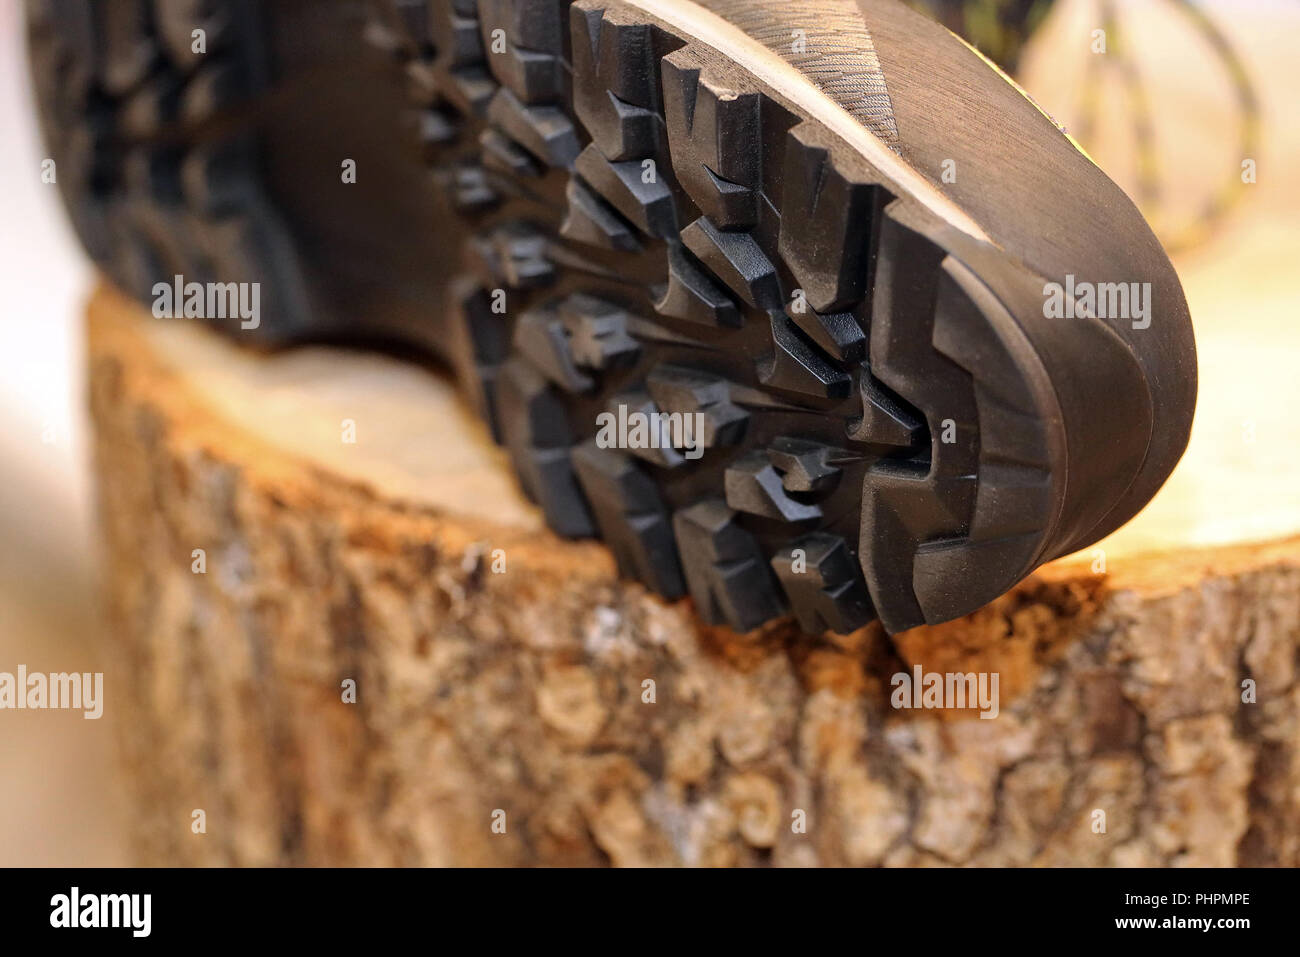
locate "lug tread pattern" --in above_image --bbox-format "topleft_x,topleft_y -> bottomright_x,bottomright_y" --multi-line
363,0 -> 1064,634
28,0 -> 311,338
45,0 -> 1067,636
40,0 -> 1071,634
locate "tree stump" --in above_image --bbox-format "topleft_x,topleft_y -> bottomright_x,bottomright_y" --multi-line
89,281 -> 1300,867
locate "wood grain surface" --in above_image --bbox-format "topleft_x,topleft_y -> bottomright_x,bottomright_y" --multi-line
89,279 -> 1300,866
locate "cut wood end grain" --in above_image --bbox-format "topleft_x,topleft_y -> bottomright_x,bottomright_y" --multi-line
88,281 -> 1300,867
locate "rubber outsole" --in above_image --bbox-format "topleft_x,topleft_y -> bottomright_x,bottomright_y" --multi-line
32,0 -> 1128,635
26,0 -> 321,337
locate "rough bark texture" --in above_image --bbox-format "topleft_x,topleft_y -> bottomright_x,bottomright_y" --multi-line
88,285 -> 1300,867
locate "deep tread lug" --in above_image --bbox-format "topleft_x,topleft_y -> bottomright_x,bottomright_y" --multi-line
573,145 -> 677,239
778,123 -> 879,313
724,451 -> 823,522
767,437 -> 844,494
788,306 -> 866,364
514,305 -> 595,393
560,178 -> 641,251
644,365 -> 748,448
847,369 -> 923,446
672,501 -> 785,632
661,48 -> 760,228
559,294 -> 640,370
480,127 -> 540,176
496,359 -> 596,537
608,391 -> 686,469
654,245 -> 742,328
572,442 -> 686,599
759,312 -> 853,400
772,534 -> 874,634
473,223 -> 556,289
569,3 -> 663,161
487,89 -> 580,169
681,217 -> 782,310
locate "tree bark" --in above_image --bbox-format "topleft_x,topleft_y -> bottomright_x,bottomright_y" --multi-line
88,282 -> 1300,867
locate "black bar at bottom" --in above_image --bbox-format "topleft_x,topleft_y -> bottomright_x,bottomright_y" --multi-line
0,866 -> 1280,943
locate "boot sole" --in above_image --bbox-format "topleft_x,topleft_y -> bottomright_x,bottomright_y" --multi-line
32,0 -> 1153,634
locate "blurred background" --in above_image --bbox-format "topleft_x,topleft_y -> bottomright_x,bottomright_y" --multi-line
0,0 -> 124,865
0,0 -> 1296,865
